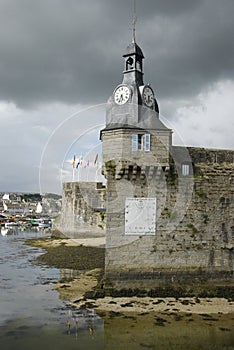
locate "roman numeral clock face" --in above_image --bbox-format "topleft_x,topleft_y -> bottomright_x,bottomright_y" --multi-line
114,85 -> 130,105
143,86 -> 154,107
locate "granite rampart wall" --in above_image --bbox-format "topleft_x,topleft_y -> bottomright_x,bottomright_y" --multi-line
57,182 -> 106,238
104,147 -> 234,289
58,148 -> 233,290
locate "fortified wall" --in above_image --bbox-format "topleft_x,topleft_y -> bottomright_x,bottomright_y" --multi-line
103,146 -> 234,293
57,182 -> 106,238
59,147 -> 233,251
58,147 -> 233,294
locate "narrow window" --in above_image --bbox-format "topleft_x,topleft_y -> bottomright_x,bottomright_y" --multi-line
126,57 -> 134,70
137,134 -> 143,150
144,134 -> 151,151
182,164 -> 190,176
132,134 -> 148,151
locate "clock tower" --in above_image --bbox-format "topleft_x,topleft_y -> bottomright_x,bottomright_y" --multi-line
101,38 -> 172,280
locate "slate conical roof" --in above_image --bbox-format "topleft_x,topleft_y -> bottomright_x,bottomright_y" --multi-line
123,42 -> 144,58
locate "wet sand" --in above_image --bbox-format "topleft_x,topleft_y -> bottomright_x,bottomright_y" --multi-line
26,237 -> 234,316
101,311 -> 234,350
28,237 -> 105,248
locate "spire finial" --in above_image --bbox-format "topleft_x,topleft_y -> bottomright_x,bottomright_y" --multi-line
132,0 -> 137,43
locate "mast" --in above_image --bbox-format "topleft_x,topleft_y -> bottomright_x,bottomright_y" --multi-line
132,0 -> 137,44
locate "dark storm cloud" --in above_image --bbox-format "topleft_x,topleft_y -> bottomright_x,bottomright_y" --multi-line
0,0 -> 233,108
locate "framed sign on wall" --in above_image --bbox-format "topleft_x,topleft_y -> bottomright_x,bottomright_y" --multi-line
125,197 -> 156,235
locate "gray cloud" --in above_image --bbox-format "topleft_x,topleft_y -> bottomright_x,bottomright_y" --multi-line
0,0 -> 233,110
0,0 -> 233,193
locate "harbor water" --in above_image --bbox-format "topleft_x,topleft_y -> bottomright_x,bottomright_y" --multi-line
0,230 -> 104,349
0,229 -> 233,350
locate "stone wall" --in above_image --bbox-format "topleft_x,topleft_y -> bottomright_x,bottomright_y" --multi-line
104,147 -> 234,288
57,182 -> 106,238
188,147 -> 234,164
58,147 -> 233,290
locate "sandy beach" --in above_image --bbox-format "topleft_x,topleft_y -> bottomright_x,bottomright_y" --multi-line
71,295 -> 234,314
32,236 -> 106,248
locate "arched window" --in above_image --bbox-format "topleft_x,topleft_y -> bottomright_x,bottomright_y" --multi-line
126,57 -> 134,70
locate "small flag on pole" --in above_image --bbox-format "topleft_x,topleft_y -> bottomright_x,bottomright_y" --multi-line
76,161 -> 80,169
84,160 -> 89,169
80,153 -> 83,166
94,154 -> 98,166
72,155 -> 76,168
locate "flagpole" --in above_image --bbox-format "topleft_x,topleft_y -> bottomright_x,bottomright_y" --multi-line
72,155 -> 76,182
87,164 -> 90,181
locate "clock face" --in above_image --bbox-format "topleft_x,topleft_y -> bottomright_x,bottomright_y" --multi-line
114,85 -> 131,105
143,86 -> 154,107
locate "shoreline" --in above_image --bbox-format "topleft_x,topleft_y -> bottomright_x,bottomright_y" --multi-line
26,237 -> 234,315
73,295 -> 234,315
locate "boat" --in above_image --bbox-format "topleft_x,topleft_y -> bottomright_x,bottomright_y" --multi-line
38,220 -> 52,229
5,221 -> 19,228
1,227 -> 8,236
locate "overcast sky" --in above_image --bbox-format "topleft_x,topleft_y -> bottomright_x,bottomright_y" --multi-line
0,0 -> 234,193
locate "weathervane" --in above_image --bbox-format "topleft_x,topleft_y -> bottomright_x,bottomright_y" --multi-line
132,0 -> 137,43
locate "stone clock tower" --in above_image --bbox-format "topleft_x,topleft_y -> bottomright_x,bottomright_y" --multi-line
101,38 -> 172,282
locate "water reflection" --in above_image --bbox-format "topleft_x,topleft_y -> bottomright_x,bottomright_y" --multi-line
60,268 -> 82,282
1,226 -> 8,236
0,225 -> 51,236
0,230 -> 104,349
0,316 -> 104,350
66,309 -> 97,338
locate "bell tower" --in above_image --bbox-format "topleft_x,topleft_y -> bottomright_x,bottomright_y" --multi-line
101,33 -> 172,279
101,38 -> 171,180
123,41 -> 144,87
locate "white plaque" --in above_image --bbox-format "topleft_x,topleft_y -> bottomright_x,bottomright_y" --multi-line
125,198 -> 156,235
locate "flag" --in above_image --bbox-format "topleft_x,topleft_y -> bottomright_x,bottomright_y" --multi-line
72,155 -> 76,168
80,153 -> 83,166
76,161 -> 80,169
84,160 -> 90,168
94,154 -> 98,166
